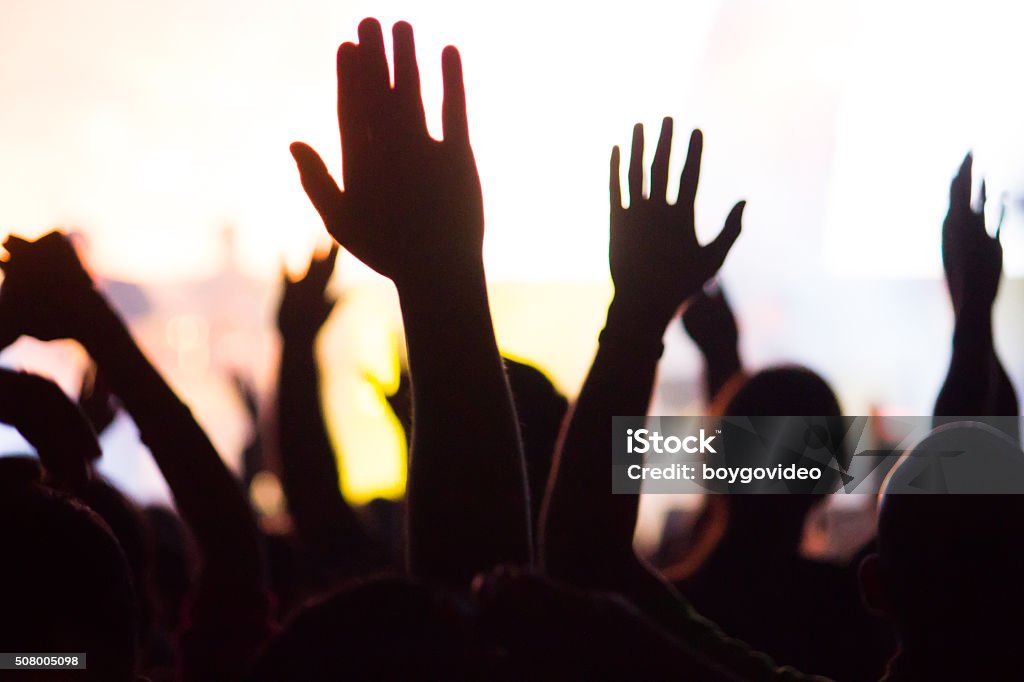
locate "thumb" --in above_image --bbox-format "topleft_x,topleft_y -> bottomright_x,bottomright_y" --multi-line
704,200 -> 745,274
290,142 -> 348,238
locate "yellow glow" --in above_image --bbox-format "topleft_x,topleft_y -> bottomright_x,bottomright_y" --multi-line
3,1 -> 1024,507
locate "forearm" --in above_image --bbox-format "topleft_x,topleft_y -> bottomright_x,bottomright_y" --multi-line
542,296 -> 666,581
397,265 -> 531,585
934,307 -> 1000,418
77,292 -> 263,589
278,337 -> 368,559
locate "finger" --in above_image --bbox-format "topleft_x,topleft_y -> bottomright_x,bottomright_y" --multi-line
997,195 -> 1007,242
650,117 -> 673,202
441,46 -> 469,145
314,242 -> 341,282
704,200 -> 745,274
393,21 -> 426,132
678,129 -> 703,208
949,151 -> 972,215
3,235 -> 30,255
358,18 -> 391,92
337,41 -> 363,186
290,142 -> 349,239
609,146 -> 622,211
628,123 -> 644,204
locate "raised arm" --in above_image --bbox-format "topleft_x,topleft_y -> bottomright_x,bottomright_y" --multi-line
290,18 -> 530,585
542,119 -> 743,580
0,232 -> 269,681
538,122 -> 821,680
934,153 -> 1018,432
276,245 -> 383,580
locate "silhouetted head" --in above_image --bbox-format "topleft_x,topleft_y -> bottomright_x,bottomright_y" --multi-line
385,358 -> 567,524
504,359 -> 568,521
79,478 -> 154,643
248,576 -> 476,681
723,365 -> 841,418
860,422 -> 1024,677
718,366 -> 842,548
0,485 -> 138,682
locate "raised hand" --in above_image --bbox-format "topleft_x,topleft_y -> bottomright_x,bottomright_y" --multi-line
276,243 -> 340,342
290,19 -> 483,289
609,119 -> 744,327
682,283 -> 743,402
0,231 -> 98,346
943,153 -> 1001,315
292,18 -> 530,585
683,284 -> 739,356
934,152 -> 1018,428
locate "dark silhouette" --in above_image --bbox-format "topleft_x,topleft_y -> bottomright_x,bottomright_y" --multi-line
682,284 -> 745,404
539,119 -> 823,679
2,9 -> 1023,682
0,231 -> 270,681
275,244 -> 391,591
383,357 -> 568,536
0,485 -> 139,682
290,18 -> 531,586
934,153 -> 1018,436
860,423 -> 1024,680
675,367 -> 893,681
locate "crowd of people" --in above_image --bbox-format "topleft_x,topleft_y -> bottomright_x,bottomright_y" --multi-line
1,16 -> 1021,682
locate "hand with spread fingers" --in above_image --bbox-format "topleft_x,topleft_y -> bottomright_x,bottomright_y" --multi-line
290,18 -> 483,290
0,231 -> 99,347
609,119 -> 744,328
277,243 -> 340,343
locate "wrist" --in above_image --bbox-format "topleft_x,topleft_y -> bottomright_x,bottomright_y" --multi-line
600,296 -> 668,358
395,259 -> 488,309
605,296 -> 672,341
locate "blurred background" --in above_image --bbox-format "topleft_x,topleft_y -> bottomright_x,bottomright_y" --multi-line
1,0 -> 1022,553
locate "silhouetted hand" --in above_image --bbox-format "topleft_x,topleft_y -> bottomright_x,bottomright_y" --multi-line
943,153 -> 1001,315
290,19 -> 483,290
276,244 -> 340,342
609,120 -> 744,327
682,284 -> 739,358
682,283 -> 743,402
0,232 -> 98,345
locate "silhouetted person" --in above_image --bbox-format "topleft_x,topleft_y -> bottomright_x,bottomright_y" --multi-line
0,485 -> 140,682
541,119 -> 829,679
676,366 -> 893,681
859,422 -> 1024,680
0,232 -> 271,681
